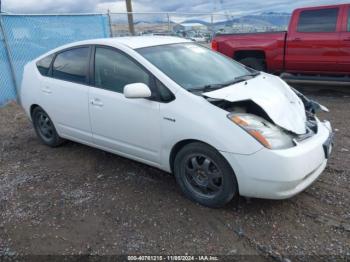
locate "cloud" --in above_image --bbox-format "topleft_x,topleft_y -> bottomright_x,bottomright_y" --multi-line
3,0 -> 95,13
96,1 -> 154,13
3,0 -> 350,14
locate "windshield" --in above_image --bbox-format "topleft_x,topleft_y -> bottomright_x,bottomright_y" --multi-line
137,43 -> 255,91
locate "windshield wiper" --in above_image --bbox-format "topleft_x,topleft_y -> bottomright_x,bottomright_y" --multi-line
190,71 -> 261,93
190,84 -> 226,92
216,72 -> 261,87
221,72 -> 261,86
235,71 -> 261,81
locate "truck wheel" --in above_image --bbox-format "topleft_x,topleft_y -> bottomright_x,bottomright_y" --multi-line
239,57 -> 266,72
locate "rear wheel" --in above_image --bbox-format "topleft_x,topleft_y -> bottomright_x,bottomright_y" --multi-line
32,107 -> 65,147
174,142 -> 238,208
239,57 -> 266,72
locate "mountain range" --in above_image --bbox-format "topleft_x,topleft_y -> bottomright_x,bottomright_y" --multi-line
180,12 -> 291,27
113,11 -> 292,29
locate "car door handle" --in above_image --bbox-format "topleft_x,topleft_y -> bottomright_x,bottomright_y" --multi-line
343,37 -> 350,41
292,38 -> 301,42
41,86 -> 52,94
90,98 -> 104,107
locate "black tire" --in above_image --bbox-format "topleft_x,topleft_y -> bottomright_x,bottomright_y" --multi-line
174,142 -> 238,208
239,57 -> 266,72
32,107 -> 65,147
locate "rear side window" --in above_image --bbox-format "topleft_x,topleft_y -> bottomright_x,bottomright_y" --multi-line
52,47 -> 90,84
94,47 -> 151,93
36,54 -> 54,76
297,8 -> 339,32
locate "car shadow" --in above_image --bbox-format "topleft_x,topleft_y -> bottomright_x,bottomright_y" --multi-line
60,140 -> 296,213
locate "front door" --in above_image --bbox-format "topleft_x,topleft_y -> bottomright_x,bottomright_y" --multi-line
89,46 -> 161,165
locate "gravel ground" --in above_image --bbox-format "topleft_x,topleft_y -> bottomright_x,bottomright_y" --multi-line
0,86 -> 349,260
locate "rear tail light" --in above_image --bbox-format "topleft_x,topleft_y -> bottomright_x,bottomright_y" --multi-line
211,40 -> 218,51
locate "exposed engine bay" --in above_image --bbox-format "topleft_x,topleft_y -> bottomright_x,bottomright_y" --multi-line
200,72 -> 330,149
205,90 -> 326,144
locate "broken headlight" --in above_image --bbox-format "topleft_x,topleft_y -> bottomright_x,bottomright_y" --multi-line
227,113 -> 295,150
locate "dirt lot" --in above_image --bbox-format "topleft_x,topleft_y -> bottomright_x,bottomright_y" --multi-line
0,86 -> 349,260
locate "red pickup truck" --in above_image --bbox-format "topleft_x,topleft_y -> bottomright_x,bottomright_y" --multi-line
212,4 -> 350,82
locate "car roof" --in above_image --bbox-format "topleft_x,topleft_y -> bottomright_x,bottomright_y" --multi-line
61,36 -> 192,50
34,36 -> 193,62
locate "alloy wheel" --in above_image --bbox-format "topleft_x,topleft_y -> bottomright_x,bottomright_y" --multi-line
183,154 -> 223,198
36,111 -> 54,141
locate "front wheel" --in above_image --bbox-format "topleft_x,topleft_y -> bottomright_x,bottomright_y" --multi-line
174,142 -> 238,208
32,107 -> 65,147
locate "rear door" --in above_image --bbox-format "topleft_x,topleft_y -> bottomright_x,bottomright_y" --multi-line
339,5 -> 350,73
40,46 -> 93,142
285,7 -> 341,73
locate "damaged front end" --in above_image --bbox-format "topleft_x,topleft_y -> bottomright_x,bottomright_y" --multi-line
203,76 -> 329,150
207,98 -> 300,149
291,87 -> 329,142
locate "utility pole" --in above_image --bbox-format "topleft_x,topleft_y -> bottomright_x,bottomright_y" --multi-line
107,9 -> 113,37
125,0 -> 135,35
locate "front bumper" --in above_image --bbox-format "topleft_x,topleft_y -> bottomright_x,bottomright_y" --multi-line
221,120 -> 333,199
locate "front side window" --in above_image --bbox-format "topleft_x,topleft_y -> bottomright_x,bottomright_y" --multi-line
94,47 -> 151,93
36,54 -> 54,76
297,8 -> 338,32
52,47 -> 90,84
137,43 -> 251,91
155,79 -> 174,102
348,9 -> 350,31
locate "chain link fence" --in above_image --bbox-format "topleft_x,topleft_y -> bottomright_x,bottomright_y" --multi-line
109,12 -> 230,41
0,22 -> 17,105
109,12 -> 289,40
0,14 -> 110,106
0,11 -> 290,106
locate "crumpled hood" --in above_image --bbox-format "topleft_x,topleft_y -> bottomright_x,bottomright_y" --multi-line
203,73 -> 307,135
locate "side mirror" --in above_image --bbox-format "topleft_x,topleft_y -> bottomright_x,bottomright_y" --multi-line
123,83 -> 152,99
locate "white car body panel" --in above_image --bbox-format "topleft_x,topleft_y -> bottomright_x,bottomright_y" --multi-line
221,120 -> 331,199
20,36 -> 332,200
39,76 -> 92,143
89,86 -> 161,165
203,73 -> 307,135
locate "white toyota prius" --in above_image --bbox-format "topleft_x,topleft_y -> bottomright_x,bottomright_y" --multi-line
20,36 -> 333,207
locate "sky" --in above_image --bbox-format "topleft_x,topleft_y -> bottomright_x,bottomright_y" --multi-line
2,0 -> 350,16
